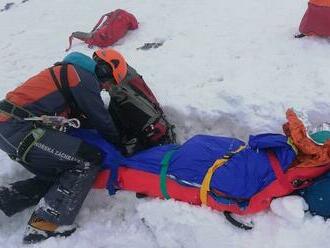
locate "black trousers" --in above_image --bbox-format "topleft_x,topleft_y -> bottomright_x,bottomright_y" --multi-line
0,123 -> 102,225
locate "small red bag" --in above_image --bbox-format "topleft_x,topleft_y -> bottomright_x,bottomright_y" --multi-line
66,9 -> 138,51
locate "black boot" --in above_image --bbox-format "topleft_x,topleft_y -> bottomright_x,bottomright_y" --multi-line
23,213 -> 76,244
0,177 -> 52,216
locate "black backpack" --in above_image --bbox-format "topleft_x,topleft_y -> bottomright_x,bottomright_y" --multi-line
108,73 -> 176,155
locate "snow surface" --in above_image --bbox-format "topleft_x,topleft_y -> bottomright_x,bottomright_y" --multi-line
0,0 -> 330,247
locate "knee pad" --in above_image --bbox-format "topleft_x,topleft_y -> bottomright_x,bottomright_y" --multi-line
76,142 -> 103,166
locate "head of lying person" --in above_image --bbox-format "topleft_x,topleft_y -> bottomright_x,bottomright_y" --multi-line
309,123 -> 330,145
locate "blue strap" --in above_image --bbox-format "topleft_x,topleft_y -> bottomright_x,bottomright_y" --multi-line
106,159 -> 120,195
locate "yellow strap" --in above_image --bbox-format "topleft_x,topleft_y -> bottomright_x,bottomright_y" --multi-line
200,145 -> 245,205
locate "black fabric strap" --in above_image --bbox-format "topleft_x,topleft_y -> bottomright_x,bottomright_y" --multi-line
49,64 -> 80,116
49,67 -> 61,92
0,100 -> 34,119
60,64 -> 77,113
224,211 -> 254,230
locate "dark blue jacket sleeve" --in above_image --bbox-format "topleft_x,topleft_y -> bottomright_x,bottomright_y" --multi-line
71,67 -> 120,145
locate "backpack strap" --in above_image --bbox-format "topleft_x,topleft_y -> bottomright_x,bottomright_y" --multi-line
66,12 -> 112,51
91,12 -> 112,32
65,35 -> 74,52
66,32 -> 93,52
49,63 -> 80,116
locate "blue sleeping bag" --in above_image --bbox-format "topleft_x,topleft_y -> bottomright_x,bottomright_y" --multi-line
72,130 -> 296,199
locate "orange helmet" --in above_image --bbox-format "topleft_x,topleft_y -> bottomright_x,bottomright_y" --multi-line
93,48 -> 127,84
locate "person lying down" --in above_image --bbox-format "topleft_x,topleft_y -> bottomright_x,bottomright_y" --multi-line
72,108 -> 330,221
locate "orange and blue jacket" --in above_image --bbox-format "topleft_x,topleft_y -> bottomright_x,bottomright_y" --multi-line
1,55 -> 119,144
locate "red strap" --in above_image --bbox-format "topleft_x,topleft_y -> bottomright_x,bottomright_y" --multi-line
91,12 -> 112,32
267,150 -> 292,189
65,34 -> 74,52
65,12 -> 112,51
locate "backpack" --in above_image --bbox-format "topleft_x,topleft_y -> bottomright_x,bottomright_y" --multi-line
108,74 -> 176,155
298,0 -> 330,37
297,171 -> 330,219
66,9 -> 138,51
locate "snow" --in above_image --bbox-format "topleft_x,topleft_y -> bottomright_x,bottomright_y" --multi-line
0,0 -> 330,247
270,195 -> 308,223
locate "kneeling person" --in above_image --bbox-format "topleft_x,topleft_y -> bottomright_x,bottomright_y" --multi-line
0,55 -> 120,243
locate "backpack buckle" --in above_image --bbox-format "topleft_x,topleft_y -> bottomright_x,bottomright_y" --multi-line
144,124 -> 155,137
292,179 -> 307,188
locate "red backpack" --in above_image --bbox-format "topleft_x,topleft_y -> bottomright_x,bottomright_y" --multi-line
66,9 -> 138,51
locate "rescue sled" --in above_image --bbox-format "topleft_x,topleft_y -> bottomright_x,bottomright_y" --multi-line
72,109 -> 330,225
